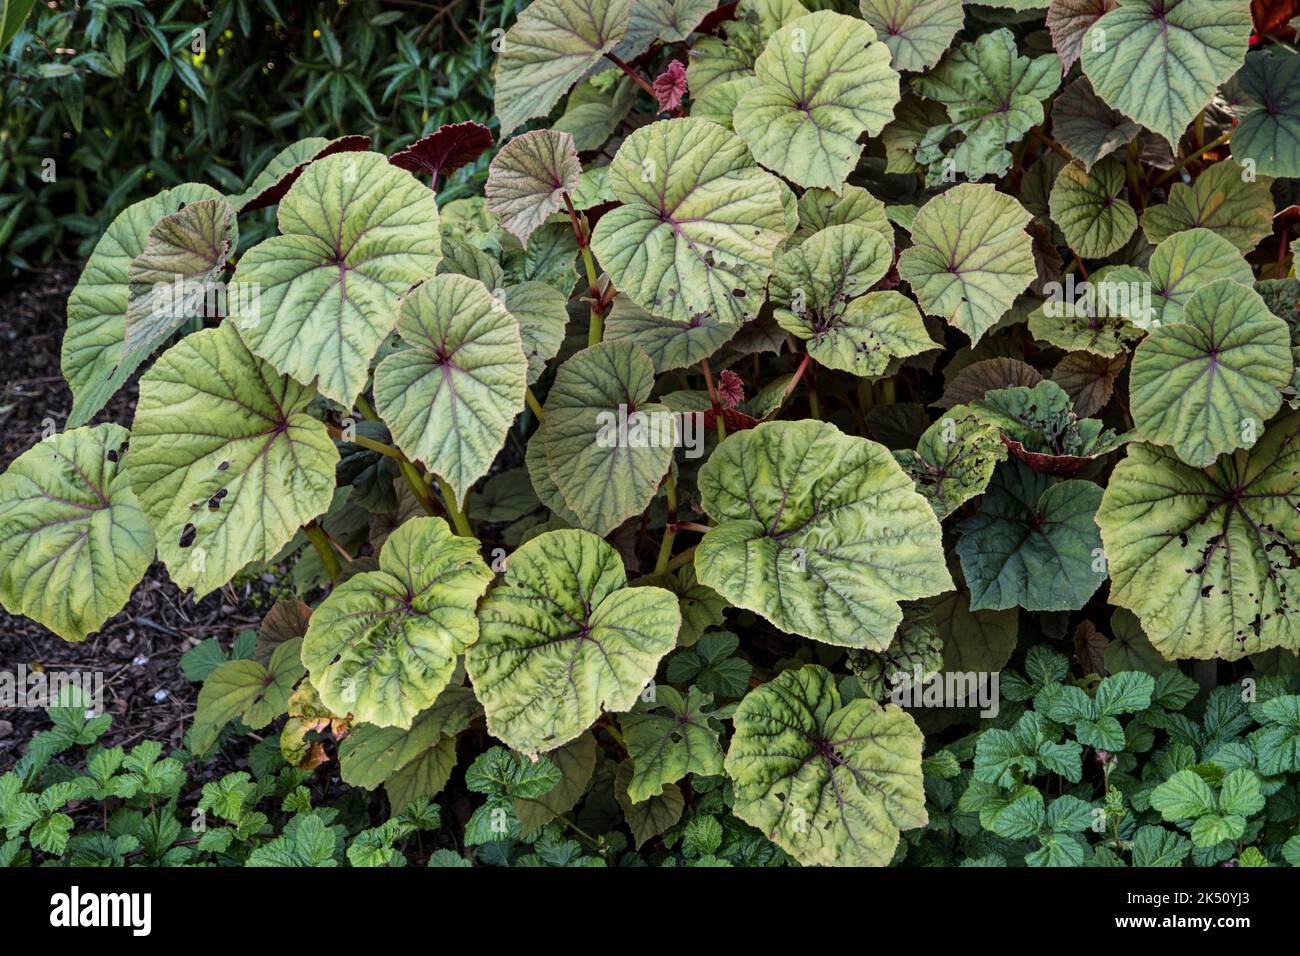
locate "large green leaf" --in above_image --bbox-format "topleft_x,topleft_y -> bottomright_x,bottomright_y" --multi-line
777,289 -> 935,378
621,686 -> 725,802
1130,280 -> 1292,467
733,11 -> 900,190
603,296 -> 736,373
894,406 -> 1008,519
858,0 -> 962,72
493,0 -> 630,136
373,274 -> 528,506
1080,0 -> 1252,145
62,183 -> 225,428
1048,159 -> 1137,258
725,664 -> 927,867
793,185 -> 893,248
231,151 -> 441,408
302,517 -> 492,728
695,420 -> 951,648
539,342 -> 675,535
0,424 -> 153,642
1139,160 -> 1274,253
467,529 -> 681,754
1096,412 -> 1300,660
1231,52 -> 1300,178
898,184 -> 1037,344
589,117 -> 790,326
1144,228 -> 1254,329
956,461 -> 1106,611
125,323 -> 338,597
485,130 -> 581,247
912,30 -> 1061,184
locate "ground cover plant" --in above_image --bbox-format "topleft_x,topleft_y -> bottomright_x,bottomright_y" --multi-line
2,0 -> 1300,868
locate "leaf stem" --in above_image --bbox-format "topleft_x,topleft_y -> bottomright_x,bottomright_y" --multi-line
664,543 -> 698,573
326,425 -> 404,460
399,460 -> 438,516
304,521 -> 342,583
762,351 -> 813,422
562,191 -> 608,346
436,474 -> 473,537
1155,131 -> 1231,185
603,52 -> 657,99
653,473 -> 678,575
525,386 -> 545,422
700,358 -> 726,441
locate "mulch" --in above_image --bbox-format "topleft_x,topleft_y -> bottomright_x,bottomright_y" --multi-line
0,264 -> 266,772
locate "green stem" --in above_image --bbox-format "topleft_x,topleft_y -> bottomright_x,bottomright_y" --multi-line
304,521 -> 342,582
562,191 -> 607,346
653,473 -> 678,575
436,474 -> 473,537
354,394 -> 381,422
399,459 -> 437,516
326,425 -> 404,460
1156,131 -> 1231,185
525,386 -> 545,422
700,358 -> 726,441
664,543 -> 698,573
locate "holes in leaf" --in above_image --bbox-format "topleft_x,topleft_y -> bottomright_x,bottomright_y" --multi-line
179,524 -> 197,548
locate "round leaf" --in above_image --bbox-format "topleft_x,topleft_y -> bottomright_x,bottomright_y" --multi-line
589,117 -> 790,326
374,274 -> 528,506
858,0 -> 962,72
231,151 -> 441,408
695,420 -> 952,648
1096,413 -> 1300,659
1080,0 -> 1252,145
1048,158 -> 1137,258
125,322 -> 338,597
1145,228 -> 1254,329
485,130 -> 581,248
302,517 -> 493,728
1232,52 -> 1300,178
725,664 -> 927,867
1130,279 -> 1292,467
899,183 -> 1037,344
733,11 -> 901,190
467,529 -> 681,754
0,424 -> 153,642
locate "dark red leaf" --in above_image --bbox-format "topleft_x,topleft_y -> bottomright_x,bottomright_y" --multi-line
388,122 -> 494,181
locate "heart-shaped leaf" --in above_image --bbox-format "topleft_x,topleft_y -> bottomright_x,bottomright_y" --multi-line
467,529 -> 681,754
231,151 -> 441,408
373,273 -> 528,507
539,341 -> 676,535
1140,160 -> 1275,254
695,420 -> 951,648
62,182 -> 225,428
493,0 -> 630,136
956,461 -> 1107,611
1232,52 -> 1300,178
899,183 -> 1037,344
125,323 -> 338,597
0,424 -> 153,642
1081,0 -> 1252,145
733,11 -> 900,190
485,130 -> 581,247
725,664 -> 927,866
302,517 -> 493,728
1130,279 -> 1292,467
1097,412 -> 1300,659
1049,158 -> 1137,258
1144,228 -> 1255,329
858,0 -> 963,72
603,296 -> 736,373
589,117 -> 790,326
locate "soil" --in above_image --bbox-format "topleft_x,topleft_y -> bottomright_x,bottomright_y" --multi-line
0,263 -> 264,771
